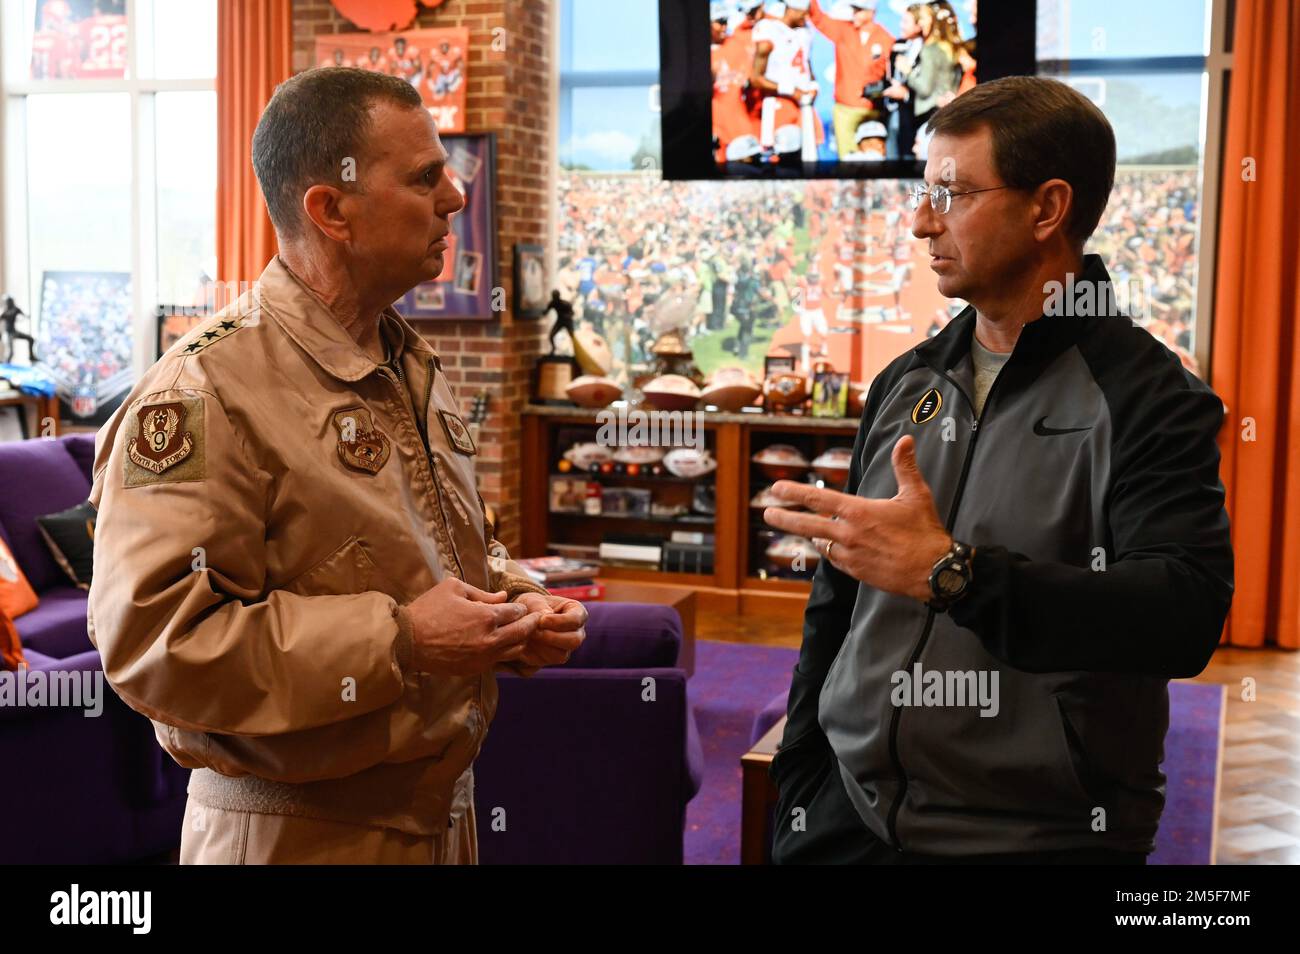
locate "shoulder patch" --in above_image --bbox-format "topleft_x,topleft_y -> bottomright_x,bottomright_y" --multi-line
179,314 -> 254,356
123,396 -> 205,487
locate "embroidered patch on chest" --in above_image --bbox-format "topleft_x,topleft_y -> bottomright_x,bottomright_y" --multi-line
438,410 -> 477,455
332,406 -> 391,474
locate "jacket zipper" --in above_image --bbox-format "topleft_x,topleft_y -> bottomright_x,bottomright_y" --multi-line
883,365 -> 1001,851
388,355 -> 484,744
382,357 -> 465,582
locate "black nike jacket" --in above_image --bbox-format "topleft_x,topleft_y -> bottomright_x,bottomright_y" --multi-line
771,253 -> 1234,859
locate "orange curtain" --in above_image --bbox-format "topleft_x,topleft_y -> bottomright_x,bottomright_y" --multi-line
1211,0 -> 1300,649
216,0 -> 293,284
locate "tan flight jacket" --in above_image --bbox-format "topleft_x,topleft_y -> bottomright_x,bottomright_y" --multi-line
87,256 -> 547,836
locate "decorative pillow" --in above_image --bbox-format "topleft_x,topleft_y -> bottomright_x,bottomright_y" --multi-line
0,607 -> 24,671
0,535 -> 38,619
36,502 -> 97,590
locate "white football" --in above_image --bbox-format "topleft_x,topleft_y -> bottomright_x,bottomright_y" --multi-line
663,447 -> 717,479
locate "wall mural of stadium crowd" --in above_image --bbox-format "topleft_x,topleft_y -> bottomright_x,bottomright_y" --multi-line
556,167 -> 1200,388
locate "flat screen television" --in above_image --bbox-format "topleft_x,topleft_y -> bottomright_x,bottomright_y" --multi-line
659,0 -> 1037,180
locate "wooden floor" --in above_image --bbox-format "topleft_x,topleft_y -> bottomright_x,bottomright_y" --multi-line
699,608 -> 1300,865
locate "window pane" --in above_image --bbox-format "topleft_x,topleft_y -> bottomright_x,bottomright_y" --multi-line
1037,0 -> 1208,60
1042,71 -> 1203,356
156,91 -> 217,305
561,85 -> 661,171
26,93 -> 134,411
564,0 -> 659,72
151,0 -> 217,79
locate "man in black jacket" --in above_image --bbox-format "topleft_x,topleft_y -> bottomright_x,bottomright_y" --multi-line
763,76 -> 1233,864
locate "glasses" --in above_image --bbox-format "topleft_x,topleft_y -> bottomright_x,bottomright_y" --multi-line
907,183 -> 1010,215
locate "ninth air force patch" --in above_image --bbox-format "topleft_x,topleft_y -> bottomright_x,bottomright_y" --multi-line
123,397 -> 205,488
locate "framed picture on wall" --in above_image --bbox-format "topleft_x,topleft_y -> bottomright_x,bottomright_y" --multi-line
396,133 -> 498,321
155,305 -> 208,358
514,243 -> 547,319
36,270 -> 134,425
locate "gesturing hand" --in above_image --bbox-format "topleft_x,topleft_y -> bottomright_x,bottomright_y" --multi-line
405,578 -> 543,675
512,593 -> 588,668
762,435 -> 952,602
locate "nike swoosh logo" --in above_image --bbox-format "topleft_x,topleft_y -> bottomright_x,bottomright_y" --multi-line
1034,416 -> 1092,437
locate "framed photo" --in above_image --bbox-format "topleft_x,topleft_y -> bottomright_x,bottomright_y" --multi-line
156,305 -> 208,359
414,285 -> 445,311
37,270 -> 134,425
315,26 -> 468,133
812,370 -> 849,418
764,355 -> 796,378
397,133 -> 497,321
549,476 -> 588,514
453,250 -> 482,295
514,243 -> 547,319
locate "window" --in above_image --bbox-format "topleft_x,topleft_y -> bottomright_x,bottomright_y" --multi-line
1038,0 -> 1225,368
555,0 -> 1230,388
1,0 -> 217,421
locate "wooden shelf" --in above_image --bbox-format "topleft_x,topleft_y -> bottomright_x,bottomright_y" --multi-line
549,510 -> 715,526
523,409 -> 856,615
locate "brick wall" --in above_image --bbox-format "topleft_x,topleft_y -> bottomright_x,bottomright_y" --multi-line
291,0 -> 550,553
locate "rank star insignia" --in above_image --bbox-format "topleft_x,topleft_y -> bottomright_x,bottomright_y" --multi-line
332,407 -> 391,474
438,409 -> 477,455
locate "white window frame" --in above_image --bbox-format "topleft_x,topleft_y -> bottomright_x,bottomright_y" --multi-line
0,0 -> 215,380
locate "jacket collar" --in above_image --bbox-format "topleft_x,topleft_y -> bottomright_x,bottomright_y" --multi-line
913,253 -> 1120,379
254,256 -> 438,383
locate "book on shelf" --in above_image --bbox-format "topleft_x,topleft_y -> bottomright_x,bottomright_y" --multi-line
514,555 -> 601,584
547,579 -> 605,601
598,531 -> 663,566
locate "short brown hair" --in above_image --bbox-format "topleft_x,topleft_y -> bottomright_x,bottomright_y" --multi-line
926,76 -> 1116,247
252,67 -> 424,238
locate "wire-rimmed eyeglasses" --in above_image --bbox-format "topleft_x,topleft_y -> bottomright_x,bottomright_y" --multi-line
906,183 -> 1011,215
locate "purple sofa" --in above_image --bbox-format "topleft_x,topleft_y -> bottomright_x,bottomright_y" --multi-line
474,602 -> 705,864
0,434 -> 190,864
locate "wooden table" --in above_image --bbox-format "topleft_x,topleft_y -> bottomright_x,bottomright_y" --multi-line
740,714 -> 785,864
589,579 -> 696,676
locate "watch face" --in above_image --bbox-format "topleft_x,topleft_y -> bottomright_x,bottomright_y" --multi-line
936,565 -> 966,596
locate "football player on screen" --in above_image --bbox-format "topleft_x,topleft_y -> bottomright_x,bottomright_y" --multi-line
748,0 -> 822,164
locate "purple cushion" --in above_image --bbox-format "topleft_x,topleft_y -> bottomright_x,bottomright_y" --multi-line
61,433 -> 98,483
0,438 -> 91,591
13,586 -> 91,659
749,690 -> 789,747
568,602 -> 681,669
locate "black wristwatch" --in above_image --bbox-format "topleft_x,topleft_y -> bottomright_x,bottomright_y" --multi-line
927,539 -> 974,612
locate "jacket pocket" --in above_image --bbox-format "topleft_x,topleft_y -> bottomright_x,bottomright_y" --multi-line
1052,693 -> 1097,805
281,535 -> 406,602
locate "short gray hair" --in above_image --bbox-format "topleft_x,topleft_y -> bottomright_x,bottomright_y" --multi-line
251,67 -> 424,238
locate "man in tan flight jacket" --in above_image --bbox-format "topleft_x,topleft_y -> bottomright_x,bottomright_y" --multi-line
87,68 -> 587,864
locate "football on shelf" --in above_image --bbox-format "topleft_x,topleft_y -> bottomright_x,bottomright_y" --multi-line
766,534 -> 821,572
612,445 -> 666,465
663,447 -> 717,479
750,486 -> 805,510
763,372 -> 810,413
573,327 -> 614,377
751,443 -> 811,481
562,441 -> 613,471
812,447 -> 854,486
642,374 -> 702,412
565,375 -> 622,408
701,366 -> 762,412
